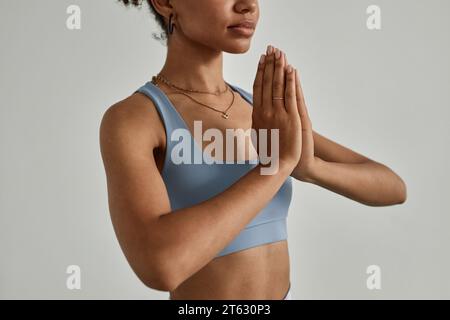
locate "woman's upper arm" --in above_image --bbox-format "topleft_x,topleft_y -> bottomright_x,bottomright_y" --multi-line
99,96 -> 171,287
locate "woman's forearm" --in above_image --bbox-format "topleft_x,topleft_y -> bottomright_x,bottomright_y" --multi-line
304,157 -> 407,206
147,162 -> 293,291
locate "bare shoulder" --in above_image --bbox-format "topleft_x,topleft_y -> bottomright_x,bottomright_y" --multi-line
99,92 -> 165,155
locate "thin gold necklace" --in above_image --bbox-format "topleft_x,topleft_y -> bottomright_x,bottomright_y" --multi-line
151,75 -> 236,119
154,73 -> 229,95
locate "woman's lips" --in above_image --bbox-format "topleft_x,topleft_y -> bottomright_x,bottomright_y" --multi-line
227,25 -> 255,37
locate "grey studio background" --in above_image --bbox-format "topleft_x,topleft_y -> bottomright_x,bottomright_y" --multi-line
1,0 -> 449,299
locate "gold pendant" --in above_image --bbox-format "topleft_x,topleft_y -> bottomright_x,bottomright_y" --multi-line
222,113 -> 229,119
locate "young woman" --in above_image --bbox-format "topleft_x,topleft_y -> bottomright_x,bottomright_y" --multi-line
100,0 -> 407,300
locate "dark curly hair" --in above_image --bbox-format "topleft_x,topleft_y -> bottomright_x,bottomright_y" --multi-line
118,0 -> 168,43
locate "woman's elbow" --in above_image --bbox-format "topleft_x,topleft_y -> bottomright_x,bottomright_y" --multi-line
136,266 -> 178,292
393,175 -> 407,205
383,168 -> 407,205
137,252 -> 182,292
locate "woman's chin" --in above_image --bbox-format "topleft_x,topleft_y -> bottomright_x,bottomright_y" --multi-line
224,42 -> 252,54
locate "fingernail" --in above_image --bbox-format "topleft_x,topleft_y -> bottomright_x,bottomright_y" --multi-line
287,65 -> 293,73
266,45 -> 272,54
259,54 -> 266,64
275,49 -> 281,59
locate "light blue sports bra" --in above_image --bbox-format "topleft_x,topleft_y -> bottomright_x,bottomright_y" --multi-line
135,81 -> 293,258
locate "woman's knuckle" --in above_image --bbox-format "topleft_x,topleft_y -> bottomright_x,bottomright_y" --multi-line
273,80 -> 282,89
262,110 -> 272,119
286,92 -> 295,100
263,77 -> 271,87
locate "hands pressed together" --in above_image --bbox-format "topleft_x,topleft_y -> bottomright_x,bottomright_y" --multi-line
252,44 -> 316,178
